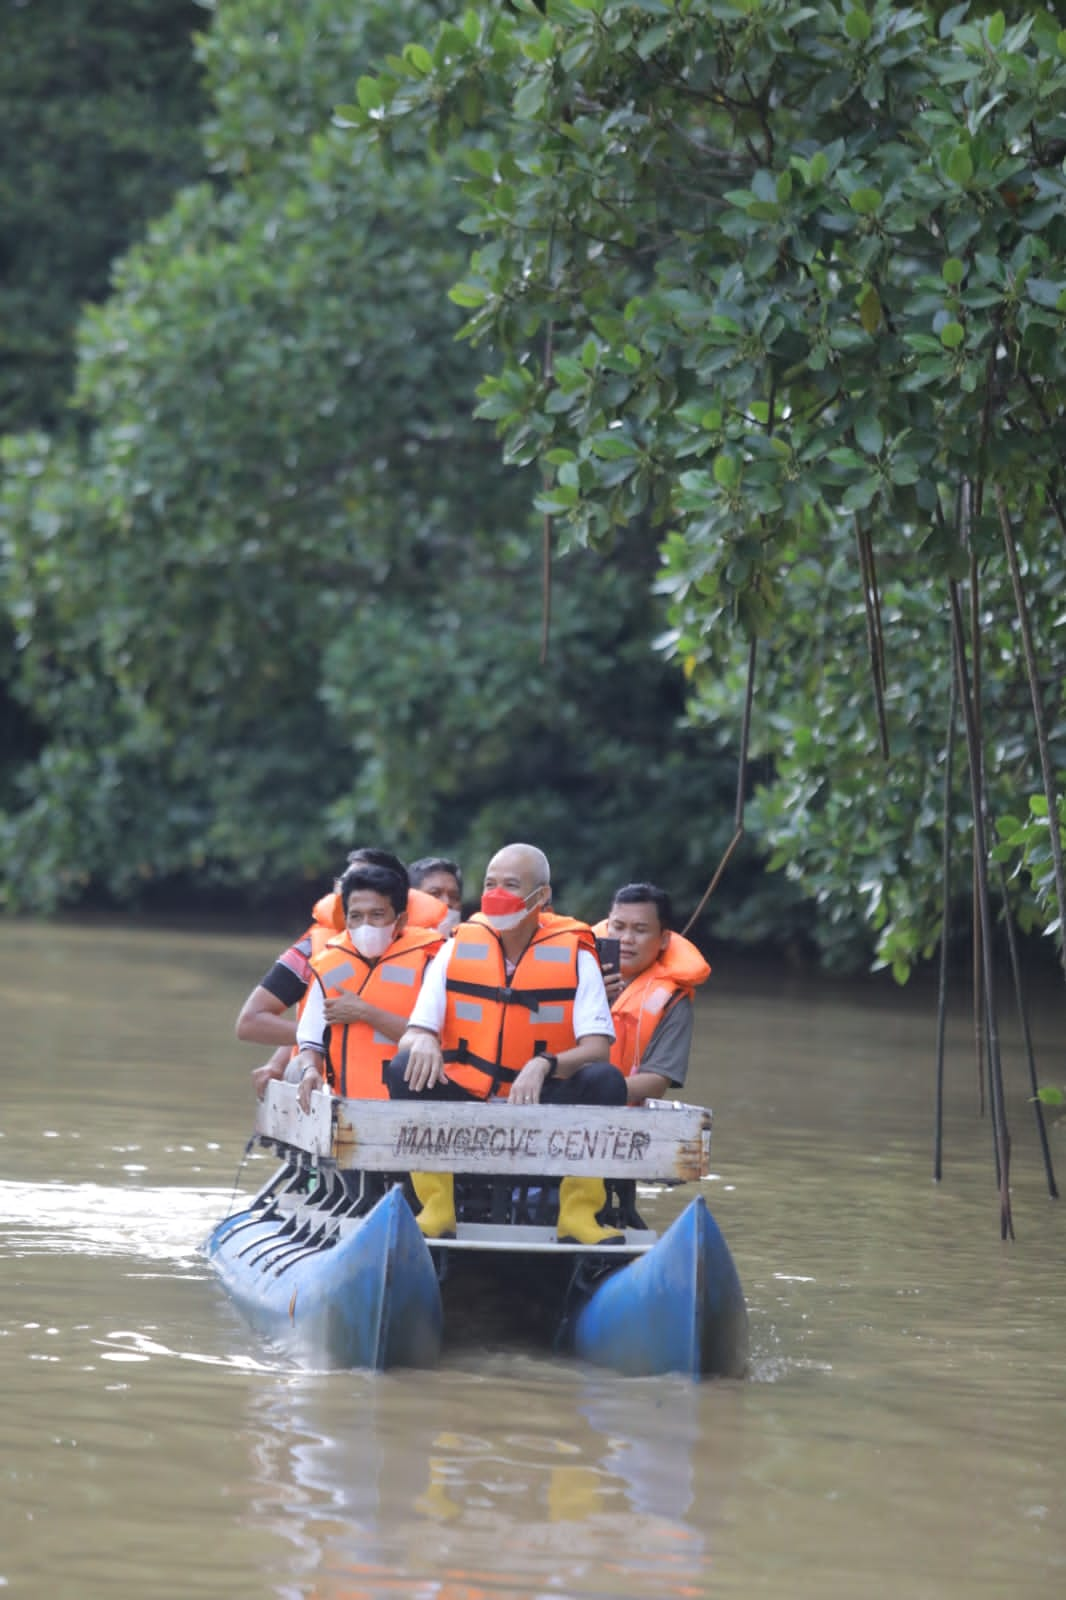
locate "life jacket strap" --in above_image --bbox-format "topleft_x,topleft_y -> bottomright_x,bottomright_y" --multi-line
445,977 -> 577,1012
442,1041 -> 530,1091
442,1039 -> 498,1076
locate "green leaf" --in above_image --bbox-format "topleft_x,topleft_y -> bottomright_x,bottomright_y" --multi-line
842,476 -> 879,510
854,414 -> 884,456
1036,1086 -> 1065,1107
514,76 -> 547,119
939,3 -> 970,39
858,283 -> 881,333
464,147 -> 497,178
534,485 -> 579,512
845,10 -> 872,44
942,257 -> 965,286
356,76 -> 383,111
946,144 -> 974,186
849,188 -> 883,216
828,447 -> 864,467
1027,278 -> 1065,308
589,431 -> 639,460
987,11 -> 1005,48
522,23 -> 556,63
636,21 -> 673,60
448,282 -> 487,307
402,43 -> 433,75
552,355 -> 586,389
939,321 -> 965,348
713,454 -> 740,489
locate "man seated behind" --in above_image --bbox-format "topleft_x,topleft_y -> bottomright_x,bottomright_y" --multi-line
594,883 -> 711,1105
292,860 -> 444,1108
386,841 -> 627,1246
236,846 -> 448,1098
408,855 -> 464,935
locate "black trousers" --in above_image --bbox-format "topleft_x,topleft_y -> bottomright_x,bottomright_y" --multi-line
384,1052 -> 627,1106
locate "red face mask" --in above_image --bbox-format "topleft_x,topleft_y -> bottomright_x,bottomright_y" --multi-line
480,887 -> 530,918
480,886 -> 541,931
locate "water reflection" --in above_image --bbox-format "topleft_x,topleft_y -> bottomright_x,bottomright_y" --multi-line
242,1368 -> 741,1600
0,1178 -> 231,1264
3,921 -> 1065,1600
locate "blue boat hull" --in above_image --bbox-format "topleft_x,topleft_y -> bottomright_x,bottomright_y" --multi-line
205,1185 -> 442,1370
569,1196 -> 748,1379
206,1182 -> 745,1379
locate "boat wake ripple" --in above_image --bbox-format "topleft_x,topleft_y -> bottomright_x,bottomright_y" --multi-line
0,1178 -> 241,1265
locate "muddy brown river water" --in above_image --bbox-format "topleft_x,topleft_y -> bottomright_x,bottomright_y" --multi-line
2,919 -> 1064,1598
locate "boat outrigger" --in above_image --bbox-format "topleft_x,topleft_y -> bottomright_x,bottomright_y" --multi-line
205,1084 -> 748,1379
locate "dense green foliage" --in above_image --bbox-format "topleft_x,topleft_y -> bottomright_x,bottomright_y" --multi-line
349,0 -> 1066,975
0,0 -> 751,934
4,0 -> 1064,976
0,0 -> 209,821
0,0 -> 208,434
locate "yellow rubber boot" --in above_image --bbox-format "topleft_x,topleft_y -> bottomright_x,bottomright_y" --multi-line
556,1177 -> 624,1246
411,1171 -> 456,1239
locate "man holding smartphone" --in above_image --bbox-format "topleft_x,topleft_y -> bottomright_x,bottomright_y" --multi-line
594,883 -> 711,1104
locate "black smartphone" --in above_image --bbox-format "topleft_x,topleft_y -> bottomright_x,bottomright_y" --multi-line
595,935 -> 621,973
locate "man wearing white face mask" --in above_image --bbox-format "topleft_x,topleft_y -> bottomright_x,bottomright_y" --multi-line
385,842 -> 627,1246
293,861 -> 444,1111
236,846 -> 449,1099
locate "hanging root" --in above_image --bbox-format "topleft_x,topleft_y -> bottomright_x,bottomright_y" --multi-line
682,637 -> 757,937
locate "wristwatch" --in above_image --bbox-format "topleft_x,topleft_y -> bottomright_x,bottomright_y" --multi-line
539,1053 -> 559,1079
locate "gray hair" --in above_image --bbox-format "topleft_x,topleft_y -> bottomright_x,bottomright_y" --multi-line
491,842 -> 551,891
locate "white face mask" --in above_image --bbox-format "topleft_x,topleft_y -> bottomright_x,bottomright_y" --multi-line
350,922 -> 395,960
481,908 -> 528,932
440,906 -> 461,934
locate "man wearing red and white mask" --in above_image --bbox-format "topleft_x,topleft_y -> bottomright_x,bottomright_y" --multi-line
386,841 -> 626,1245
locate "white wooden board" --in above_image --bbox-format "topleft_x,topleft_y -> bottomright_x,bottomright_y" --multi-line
256,1080 -> 334,1158
255,1084 -> 712,1182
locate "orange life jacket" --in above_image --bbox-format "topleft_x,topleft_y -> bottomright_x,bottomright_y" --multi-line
441,915 -> 596,1099
284,922 -> 339,1059
592,919 -> 710,1075
309,926 -> 443,1098
312,885 -> 450,935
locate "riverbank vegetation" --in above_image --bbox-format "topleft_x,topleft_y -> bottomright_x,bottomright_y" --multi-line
1,1 -> 1064,991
